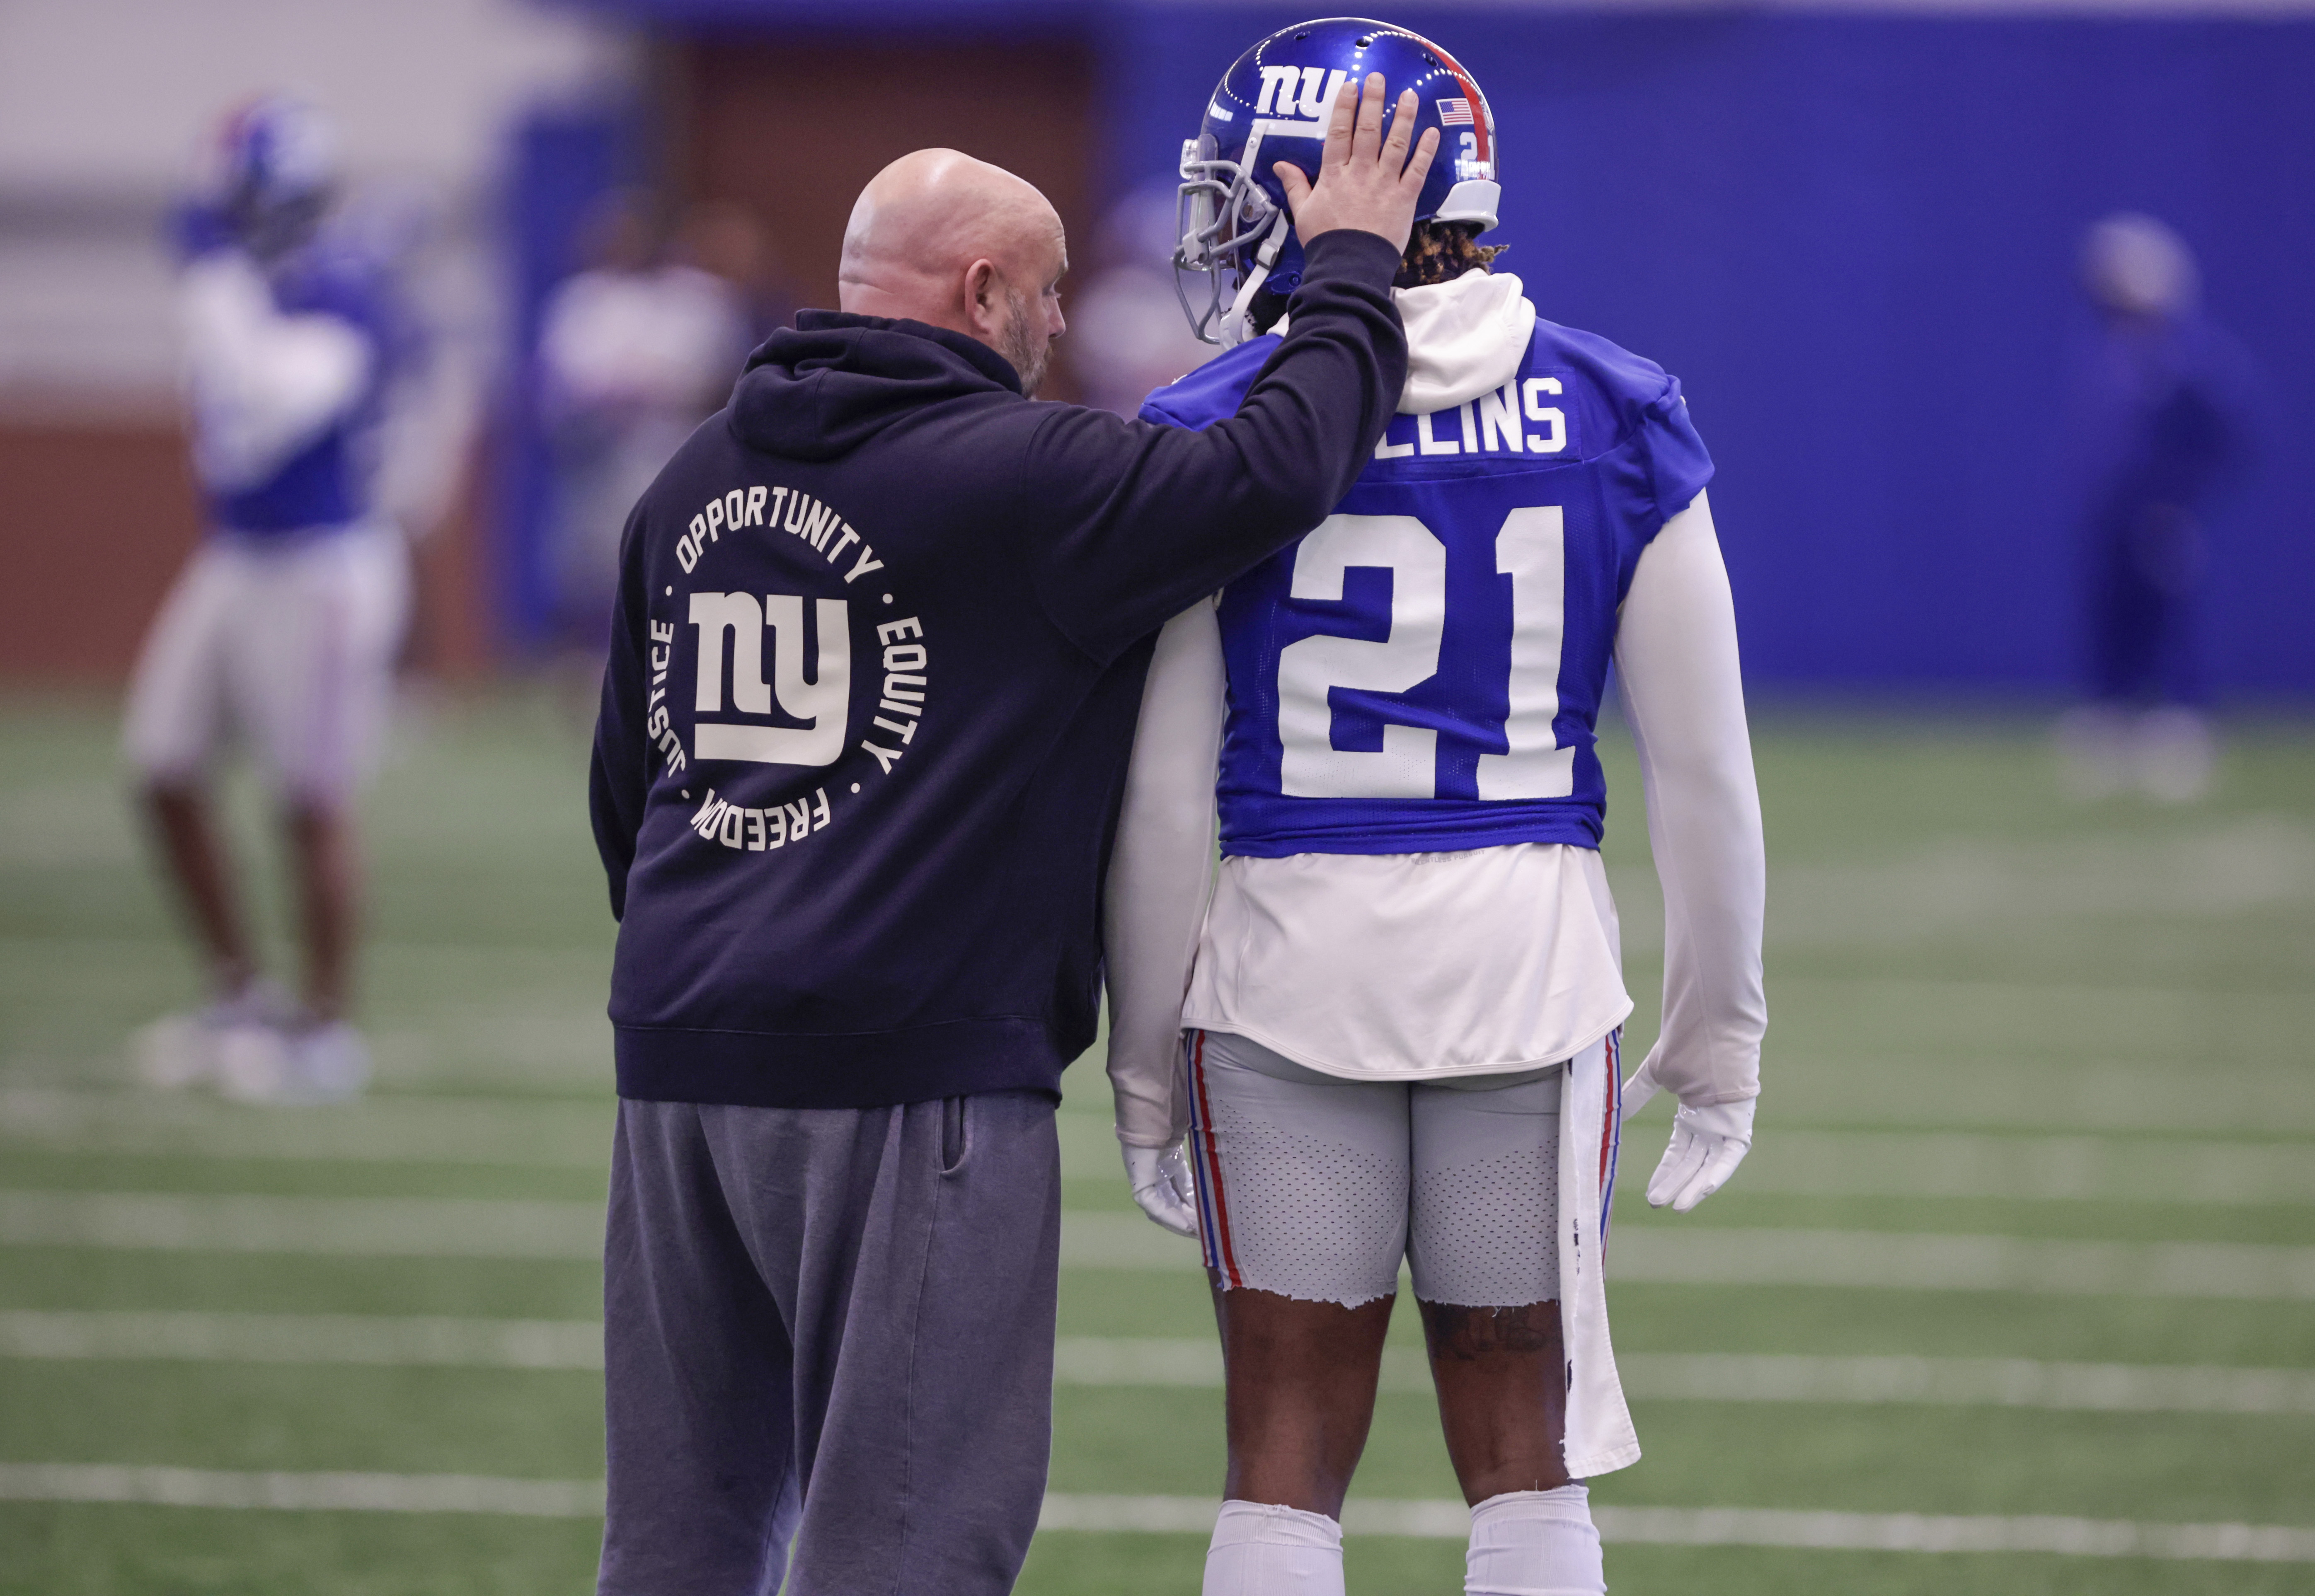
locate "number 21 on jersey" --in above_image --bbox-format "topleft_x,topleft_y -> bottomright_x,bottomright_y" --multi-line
1277,507 -> 1572,801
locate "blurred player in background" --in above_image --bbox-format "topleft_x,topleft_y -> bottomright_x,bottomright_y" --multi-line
679,198 -> 799,355
1104,20 -> 1767,1596
1062,183 -> 1218,415
538,191 -> 752,658
2058,212 -> 2252,803
128,97 -> 420,1103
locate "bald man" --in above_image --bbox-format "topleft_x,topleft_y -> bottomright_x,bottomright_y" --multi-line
837,148 -> 1070,397
590,82 -> 1435,1596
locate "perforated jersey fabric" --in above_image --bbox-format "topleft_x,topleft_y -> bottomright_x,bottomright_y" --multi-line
1185,1029 -> 1564,1308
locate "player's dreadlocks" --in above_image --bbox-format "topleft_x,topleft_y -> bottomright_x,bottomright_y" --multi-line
1395,220 -> 1509,289
1251,221 -> 1509,334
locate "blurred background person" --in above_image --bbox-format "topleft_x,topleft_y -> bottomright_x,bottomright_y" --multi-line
680,197 -> 798,353
536,189 -> 749,664
126,96 -> 423,1103
1063,182 -> 1216,415
2058,212 -> 2254,803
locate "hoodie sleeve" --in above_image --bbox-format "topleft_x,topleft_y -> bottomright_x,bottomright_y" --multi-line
588,503 -> 654,920
1017,229 -> 1407,662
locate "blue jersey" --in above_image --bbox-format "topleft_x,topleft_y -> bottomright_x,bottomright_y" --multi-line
202,238 -> 405,538
1141,308 -> 1712,857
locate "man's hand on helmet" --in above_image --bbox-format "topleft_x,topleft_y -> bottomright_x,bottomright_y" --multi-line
1273,73 -> 1439,256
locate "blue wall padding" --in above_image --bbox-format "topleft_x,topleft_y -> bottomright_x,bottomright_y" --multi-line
498,106 -> 635,654
1103,7 -> 2315,696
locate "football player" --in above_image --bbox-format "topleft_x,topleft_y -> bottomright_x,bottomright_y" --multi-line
1103,20 -> 1768,1595
126,98 -> 414,1103
2057,213 -> 2250,803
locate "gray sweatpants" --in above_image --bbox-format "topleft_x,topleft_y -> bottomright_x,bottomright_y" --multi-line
597,1090 -> 1061,1596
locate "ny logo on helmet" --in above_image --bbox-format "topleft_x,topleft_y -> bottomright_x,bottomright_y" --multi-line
1255,65 -> 1349,125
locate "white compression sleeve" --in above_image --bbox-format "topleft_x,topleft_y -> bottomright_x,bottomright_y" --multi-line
1102,600 -> 1227,1148
1206,1500 -> 1344,1596
182,252 -> 373,493
1466,1486 -> 1605,1596
1612,490 -> 1768,1108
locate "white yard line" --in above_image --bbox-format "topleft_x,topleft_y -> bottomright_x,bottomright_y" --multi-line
11,1090 -> 2310,1206
1707,1129 -> 2315,1206
1058,1113 -> 2315,1199
1044,1495 -> 2315,1559
1052,1337 -> 2315,1415
0,1088 -> 609,1169
0,1463 -> 601,1518
1056,1116 -> 2315,1203
0,1311 -> 601,1369
5,1188 -> 2311,1301
1613,1352 -> 2315,1414
3,1466 -> 2308,1560
1058,1210 -> 2315,1299
4,1313 -> 2306,1418
1605,1225 -> 2315,1300
6,1193 -> 2314,1299
0,1191 -> 603,1259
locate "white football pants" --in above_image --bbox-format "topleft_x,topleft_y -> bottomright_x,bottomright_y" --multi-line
123,524 -> 409,805
1183,1028 -> 1574,1308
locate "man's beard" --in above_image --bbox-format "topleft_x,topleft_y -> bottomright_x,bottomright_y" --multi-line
998,288 -> 1050,398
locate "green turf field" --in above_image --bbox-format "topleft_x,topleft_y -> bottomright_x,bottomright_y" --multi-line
2,687 -> 2310,1594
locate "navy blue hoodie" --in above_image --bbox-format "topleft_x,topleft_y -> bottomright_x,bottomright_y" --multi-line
590,229 -> 1406,1110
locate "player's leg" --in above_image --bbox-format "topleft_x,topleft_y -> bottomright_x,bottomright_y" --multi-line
233,527 -> 409,1097
2136,510 -> 2214,802
2061,524 -> 2146,798
125,543 -> 249,990
1420,1295 -> 1569,1498
1184,1030 -> 1410,1595
143,782 -> 256,996
1409,1064 -> 1605,1596
123,544 -> 283,1084
283,800 -> 357,1021
1214,1281 -> 1396,1515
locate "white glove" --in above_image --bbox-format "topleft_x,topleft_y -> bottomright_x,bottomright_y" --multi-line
1620,1056 -> 1756,1214
1122,1141 -> 1199,1237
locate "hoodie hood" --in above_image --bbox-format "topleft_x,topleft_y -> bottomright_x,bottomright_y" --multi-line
729,310 -> 1022,462
1272,270 -> 1535,417
1394,270 -> 1537,415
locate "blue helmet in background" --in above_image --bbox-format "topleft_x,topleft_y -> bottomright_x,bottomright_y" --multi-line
1174,17 -> 1500,345
200,96 -> 339,257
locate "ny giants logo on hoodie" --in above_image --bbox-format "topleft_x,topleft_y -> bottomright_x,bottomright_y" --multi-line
651,485 -> 926,856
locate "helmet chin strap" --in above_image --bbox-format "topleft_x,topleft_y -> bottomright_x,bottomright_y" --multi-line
1219,210 -> 1293,348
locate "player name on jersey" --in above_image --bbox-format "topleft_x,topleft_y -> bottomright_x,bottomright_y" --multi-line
1372,377 -> 1570,459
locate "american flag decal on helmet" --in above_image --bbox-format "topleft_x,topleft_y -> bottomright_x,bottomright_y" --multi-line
1437,97 -> 1475,125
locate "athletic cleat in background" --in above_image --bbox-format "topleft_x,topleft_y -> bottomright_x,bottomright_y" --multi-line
2056,705 -> 2216,804
215,1019 -> 371,1105
132,980 -> 294,1091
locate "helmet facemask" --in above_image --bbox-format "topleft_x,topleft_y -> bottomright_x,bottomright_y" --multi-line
1172,135 -> 1290,348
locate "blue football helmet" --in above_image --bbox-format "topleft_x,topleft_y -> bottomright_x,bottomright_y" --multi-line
201,97 -> 339,257
1174,16 -> 1500,346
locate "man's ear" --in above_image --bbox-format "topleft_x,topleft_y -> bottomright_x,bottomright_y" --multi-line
962,258 -> 1002,336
